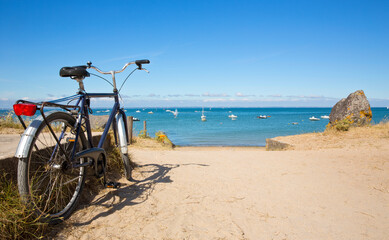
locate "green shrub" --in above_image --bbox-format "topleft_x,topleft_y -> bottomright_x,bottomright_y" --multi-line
335,119 -> 352,131
155,131 -> 174,148
138,130 -> 149,138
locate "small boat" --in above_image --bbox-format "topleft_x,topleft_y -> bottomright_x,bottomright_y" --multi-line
148,111 -> 154,114
104,110 -> 110,112
257,115 -> 267,119
309,116 -> 320,121
321,115 -> 330,119
201,107 -> 206,121
228,114 -> 237,120
292,122 -> 299,125
133,117 -> 140,121
136,110 -> 141,113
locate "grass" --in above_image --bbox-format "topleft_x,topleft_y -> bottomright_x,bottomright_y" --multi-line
276,120 -> 389,151
0,174 -> 48,240
0,111 -> 28,133
0,129 -> 134,239
138,129 -> 150,138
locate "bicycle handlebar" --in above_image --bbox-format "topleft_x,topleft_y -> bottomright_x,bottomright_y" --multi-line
86,59 -> 150,91
87,59 -> 150,75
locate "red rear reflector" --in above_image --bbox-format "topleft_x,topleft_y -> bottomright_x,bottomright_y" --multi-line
13,104 -> 37,116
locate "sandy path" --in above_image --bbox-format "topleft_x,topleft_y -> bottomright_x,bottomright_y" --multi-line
57,147 -> 389,240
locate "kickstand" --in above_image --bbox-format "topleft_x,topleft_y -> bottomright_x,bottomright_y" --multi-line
103,164 -> 121,189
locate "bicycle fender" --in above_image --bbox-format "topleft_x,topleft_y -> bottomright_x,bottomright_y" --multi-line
116,112 -> 128,154
15,111 -> 72,158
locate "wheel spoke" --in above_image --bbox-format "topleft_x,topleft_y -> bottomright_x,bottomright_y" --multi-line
23,115 -> 86,220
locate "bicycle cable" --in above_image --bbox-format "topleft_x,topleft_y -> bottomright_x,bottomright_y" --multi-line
118,68 -> 137,93
90,73 -> 114,88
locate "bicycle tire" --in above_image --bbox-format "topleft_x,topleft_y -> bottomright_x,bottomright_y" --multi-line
115,113 -> 133,181
121,153 -> 132,180
18,112 -> 87,224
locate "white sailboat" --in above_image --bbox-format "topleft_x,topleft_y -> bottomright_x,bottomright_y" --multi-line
201,107 -> 206,121
309,116 -> 320,121
228,114 -> 237,120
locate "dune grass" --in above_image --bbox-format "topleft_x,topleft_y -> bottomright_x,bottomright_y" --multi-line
0,174 -> 48,240
0,111 -> 28,133
0,131 -> 134,239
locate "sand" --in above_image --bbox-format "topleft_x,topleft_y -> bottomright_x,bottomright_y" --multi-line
54,138 -> 389,239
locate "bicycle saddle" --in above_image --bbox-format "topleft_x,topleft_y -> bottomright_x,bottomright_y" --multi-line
59,66 -> 90,78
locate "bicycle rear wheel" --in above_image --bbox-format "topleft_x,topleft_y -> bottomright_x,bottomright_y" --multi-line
17,112 -> 87,224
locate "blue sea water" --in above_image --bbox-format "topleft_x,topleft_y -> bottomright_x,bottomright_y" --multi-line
2,108 -> 388,146
94,107 -> 388,146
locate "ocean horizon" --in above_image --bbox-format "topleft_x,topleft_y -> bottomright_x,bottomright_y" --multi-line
2,107 -> 387,146
95,107 -> 388,146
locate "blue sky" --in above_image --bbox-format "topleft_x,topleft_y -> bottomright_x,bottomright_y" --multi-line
0,0 -> 388,108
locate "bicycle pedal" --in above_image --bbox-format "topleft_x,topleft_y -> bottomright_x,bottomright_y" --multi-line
105,182 -> 121,189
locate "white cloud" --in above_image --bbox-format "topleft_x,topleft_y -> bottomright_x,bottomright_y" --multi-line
267,94 -> 283,98
236,92 -> 255,97
185,94 -> 200,97
147,93 -> 160,98
202,92 -> 230,97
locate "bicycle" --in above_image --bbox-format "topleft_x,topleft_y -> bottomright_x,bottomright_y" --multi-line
13,59 -> 150,224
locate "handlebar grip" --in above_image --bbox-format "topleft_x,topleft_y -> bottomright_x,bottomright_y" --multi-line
135,59 -> 150,65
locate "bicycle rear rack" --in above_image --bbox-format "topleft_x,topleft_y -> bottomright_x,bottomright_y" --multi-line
14,98 -> 81,163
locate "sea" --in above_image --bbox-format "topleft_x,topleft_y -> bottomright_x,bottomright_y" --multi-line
2,108 -> 388,146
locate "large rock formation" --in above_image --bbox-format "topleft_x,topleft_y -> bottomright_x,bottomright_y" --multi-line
329,90 -> 372,128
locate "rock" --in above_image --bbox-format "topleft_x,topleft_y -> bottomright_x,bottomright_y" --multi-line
266,138 -> 292,151
329,90 -> 372,128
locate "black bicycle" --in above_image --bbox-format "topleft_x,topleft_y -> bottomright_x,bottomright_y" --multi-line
13,60 -> 150,224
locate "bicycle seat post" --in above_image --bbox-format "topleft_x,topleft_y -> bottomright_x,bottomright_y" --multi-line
74,77 -> 85,92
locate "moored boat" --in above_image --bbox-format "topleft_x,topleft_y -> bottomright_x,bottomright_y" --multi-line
201,107 -> 206,121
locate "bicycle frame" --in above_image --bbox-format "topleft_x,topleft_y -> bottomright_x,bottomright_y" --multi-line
15,60 -> 149,172
15,91 -> 128,170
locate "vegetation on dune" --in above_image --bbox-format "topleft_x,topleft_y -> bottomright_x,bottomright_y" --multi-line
138,129 -> 150,138
0,174 -> 48,240
333,119 -> 353,131
0,131 -> 134,239
155,131 -> 175,148
0,111 -> 28,132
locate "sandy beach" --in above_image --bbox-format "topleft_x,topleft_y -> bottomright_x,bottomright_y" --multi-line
54,134 -> 389,240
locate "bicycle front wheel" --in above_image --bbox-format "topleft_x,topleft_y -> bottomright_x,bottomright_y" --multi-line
17,112 -> 87,224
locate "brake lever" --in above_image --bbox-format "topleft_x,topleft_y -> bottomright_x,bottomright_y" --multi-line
140,68 -> 150,73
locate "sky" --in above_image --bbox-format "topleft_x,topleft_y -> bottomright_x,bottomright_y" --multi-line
0,0 -> 388,108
